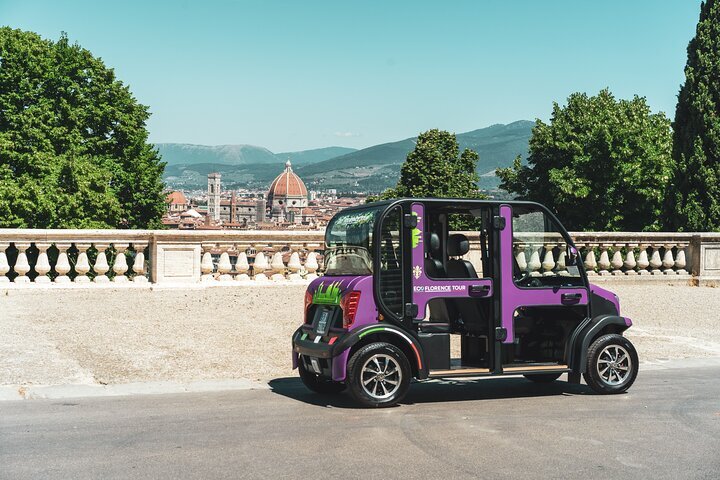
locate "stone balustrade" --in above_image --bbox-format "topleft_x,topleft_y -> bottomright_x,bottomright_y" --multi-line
0,229 -> 718,286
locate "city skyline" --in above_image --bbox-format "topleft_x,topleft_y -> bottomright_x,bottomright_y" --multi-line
0,0 -> 703,152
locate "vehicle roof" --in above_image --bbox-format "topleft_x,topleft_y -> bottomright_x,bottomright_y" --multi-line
337,198 -> 548,213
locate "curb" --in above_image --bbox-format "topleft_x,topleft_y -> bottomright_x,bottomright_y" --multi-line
0,378 -> 269,401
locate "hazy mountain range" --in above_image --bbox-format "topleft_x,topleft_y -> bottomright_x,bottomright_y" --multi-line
160,120 -> 534,192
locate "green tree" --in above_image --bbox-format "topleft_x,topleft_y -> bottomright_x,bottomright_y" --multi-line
667,0 -> 720,232
374,129 -> 484,200
0,28 -> 166,228
497,89 -> 673,231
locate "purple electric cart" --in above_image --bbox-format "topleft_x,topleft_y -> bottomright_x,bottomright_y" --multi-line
292,199 -> 638,407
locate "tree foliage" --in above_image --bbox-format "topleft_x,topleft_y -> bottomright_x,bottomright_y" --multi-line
666,0 -> 720,232
497,89 -> 673,231
0,28 -> 166,228
374,129 -> 484,200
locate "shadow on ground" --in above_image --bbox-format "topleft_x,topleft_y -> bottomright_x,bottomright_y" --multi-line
268,375 -> 593,409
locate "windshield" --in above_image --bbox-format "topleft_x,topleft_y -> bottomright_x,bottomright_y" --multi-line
324,205 -> 383,276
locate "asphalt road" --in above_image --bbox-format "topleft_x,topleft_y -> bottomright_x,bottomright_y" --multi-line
1,366 -> 719,480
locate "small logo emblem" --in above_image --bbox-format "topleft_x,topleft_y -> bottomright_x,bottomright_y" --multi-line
412,265 -> 423,279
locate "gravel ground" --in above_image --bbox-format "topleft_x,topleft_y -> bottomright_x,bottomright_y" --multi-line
1,283 -> 719,386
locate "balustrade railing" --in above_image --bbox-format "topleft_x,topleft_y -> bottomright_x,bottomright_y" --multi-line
0,229 -> 718,285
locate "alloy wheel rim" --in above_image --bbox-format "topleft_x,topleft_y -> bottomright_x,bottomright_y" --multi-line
597,344 -> 632,385
361,354 -> 402,400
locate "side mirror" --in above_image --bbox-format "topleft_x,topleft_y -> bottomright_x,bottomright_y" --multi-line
566,245 -> 579,266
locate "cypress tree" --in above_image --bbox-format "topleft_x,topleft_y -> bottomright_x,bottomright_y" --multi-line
668,0 -> 720,231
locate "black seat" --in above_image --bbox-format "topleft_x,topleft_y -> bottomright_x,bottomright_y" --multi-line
446,234 -> 488,335
422,232 -> 453,331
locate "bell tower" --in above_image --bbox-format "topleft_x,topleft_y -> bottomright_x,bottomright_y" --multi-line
207,172 -> 221,222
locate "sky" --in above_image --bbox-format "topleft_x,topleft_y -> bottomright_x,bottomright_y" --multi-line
0,0 -> 704,152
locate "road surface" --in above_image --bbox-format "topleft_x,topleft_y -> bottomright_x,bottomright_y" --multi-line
2,365 -> 719,479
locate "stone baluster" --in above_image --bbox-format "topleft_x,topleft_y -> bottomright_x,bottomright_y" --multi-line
0,243 -> 9,283
12,243 -> 31,283
555,243 -> 569,276
675,244 -> 688,275
287,248 -> 302,281
131,242 -> 148,283
74,243 -> 91,283
217,245 -> 233,281
200,244 -> 216,282
583,244 -> 598,275
527,244 -> 542,277
610,245 -> 624,276
112,243 -> 130,283
514,244 -> 527,273
54,243 -> 72,283
270,250 -> 286,281
636,244 -> 650,275
597,245 -> 611,276
624,244 -> 638,275
649,245 -> 663,275
305,251 -> 319,280
234,246 -> 250,281
662,243 -> 676,275
34,243 -> 52,283
253,251 -> 269,281
541,244 -> 556,276
93,244 -> 110,283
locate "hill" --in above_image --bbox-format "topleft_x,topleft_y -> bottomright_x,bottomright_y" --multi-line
295,120 -> 534,191
157,143 -> 278,166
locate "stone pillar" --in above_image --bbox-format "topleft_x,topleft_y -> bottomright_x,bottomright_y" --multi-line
34,243 -> 52,284
287,250 -> 302,281
662,243 -> 676,275
623,244 -> 638,275
636,244 -> 650,275
201,244 -> 216,282
305,251 -> 319,280
217,245 -> 233,281
132,242 -> 149,283
649,245 -> 663,275
253,251 -> 269,281
270,251 -> 286,281
610,246 -> 624,276
597,245 -> 611,276
12,243 -> 31,283
54,243 -> 72,283
514,244 -> 527,273
541,244 -> 556,276
0,243 -> 9,283
74,243 -> 91,283
112,244 -> 130,283
675,244 -> 688,275
235,249 -> 250,281
556,243 -> 569,276
93,244 -> 111,283
527,245 -> 542,277
583,245 -> 598,276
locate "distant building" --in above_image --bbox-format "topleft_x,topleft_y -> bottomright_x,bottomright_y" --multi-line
166,191 -> 189,214
207,173 -> 221,221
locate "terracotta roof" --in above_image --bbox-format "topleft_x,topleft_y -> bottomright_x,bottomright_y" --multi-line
166,191 -> 188,204
268,160 -> 307,198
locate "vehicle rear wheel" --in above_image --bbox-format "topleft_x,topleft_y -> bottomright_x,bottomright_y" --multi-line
583,334 -> 638,394
347,342 -> 411,408
523,373 -> 562,383
298,357 -> 346,394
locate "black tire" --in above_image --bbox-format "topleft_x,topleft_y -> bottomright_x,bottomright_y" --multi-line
523,373 -> 562,383
583,334 -> 639,394
298,357 -> 346,394
347,342 -> 411,408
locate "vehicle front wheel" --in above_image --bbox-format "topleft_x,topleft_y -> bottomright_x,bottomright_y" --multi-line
523,373 -> 562,383
583,334 -> 638,394
347,342 -> 411,408
298,358 -> 346,394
